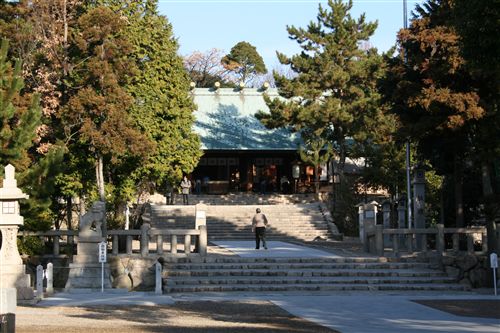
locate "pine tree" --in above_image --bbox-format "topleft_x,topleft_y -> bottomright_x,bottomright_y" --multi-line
0,39 -> 41,170
256,0 -> 383,227
221,41 -> 267,85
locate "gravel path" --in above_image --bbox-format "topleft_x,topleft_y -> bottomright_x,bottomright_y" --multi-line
17,300 -> 340,333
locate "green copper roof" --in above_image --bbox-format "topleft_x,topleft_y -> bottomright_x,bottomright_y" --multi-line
192,88 -> 301,150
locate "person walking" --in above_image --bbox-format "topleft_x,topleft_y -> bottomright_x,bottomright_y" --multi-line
252,208 -> 269,249
180,176 -> 191,205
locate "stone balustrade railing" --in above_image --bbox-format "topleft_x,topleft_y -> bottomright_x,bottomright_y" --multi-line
18,225 -> 207,257
364,224 -> 499,257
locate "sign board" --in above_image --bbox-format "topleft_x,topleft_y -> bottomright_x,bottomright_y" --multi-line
98,241 -> 107,263
491,253 -> 498,269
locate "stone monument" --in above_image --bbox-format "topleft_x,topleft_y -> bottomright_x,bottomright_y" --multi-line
65,201 -> 112,289
0,164 -> 34,300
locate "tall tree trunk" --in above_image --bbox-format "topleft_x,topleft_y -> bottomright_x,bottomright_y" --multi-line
454,155 -> 464,228
482,162 -> 498,254
66,196 -> 72,230
314,164 -> 320,194
96,154 -> 107,236
96,154 -> 105,201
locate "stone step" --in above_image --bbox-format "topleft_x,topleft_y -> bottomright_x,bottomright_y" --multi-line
164,283 -> 469,293
164,269 -> 447,278
173,257 -> 402,264
165,276 -> 456,286
165,262 -> 433,270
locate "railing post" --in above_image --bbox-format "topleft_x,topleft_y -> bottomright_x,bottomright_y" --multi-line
155,261 -> 162,295
171,235 -> 177,254
68,235 -> 74,255
375,225 -> 383,257
46,263 -> 54,295
407,233 -> 414,254
126,235 -> 133,255
157,235 -> 164,255
184,235 -> 191,256
52,235 -> 60,256
452,234 -> 459,252
199,225 -> 207,256
112,235 -> 119,255
140,223 -> 151,257
482,231 -> 488,254
437,224 -> 445,255
393,234 -> 400,257
421,234 -> 428,253
36,265 -> 44,299
467,233 -> 474,254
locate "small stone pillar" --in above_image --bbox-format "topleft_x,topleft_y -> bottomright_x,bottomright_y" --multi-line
0,164 -> 34,301
397,196 -> 407,248
397,196 -> 407,229
356,203 -> 365,243
194,204 -> 207,252
413,167 -> 426,249
363,201 -> 378,253
382,200 -> 391,245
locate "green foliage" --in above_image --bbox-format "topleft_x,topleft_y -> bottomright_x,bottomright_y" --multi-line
101,0 -> 201,190
17,236 -> 45,256
0,39 -> 41,171
222,41 -> 267,85
20,144 -> 66,230
61,6 -> 153,202
256,0 -> 383,223
298,136 -> 333,193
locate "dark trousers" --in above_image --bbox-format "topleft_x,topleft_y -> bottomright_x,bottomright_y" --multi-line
182,193 -> 189,205
255,227 -> 267,249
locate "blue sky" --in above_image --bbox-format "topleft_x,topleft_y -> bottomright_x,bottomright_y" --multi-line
158,0 -> 423,68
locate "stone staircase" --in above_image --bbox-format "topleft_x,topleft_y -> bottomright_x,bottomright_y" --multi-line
162,256 -> 469,293
150,203 -> 337,242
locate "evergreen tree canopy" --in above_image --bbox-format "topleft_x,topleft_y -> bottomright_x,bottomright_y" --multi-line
0,39 -> 41,171
61,6 -> 152,201
92,0 -> 202,188
256,0 -> 382,174
222,41 -> 267,85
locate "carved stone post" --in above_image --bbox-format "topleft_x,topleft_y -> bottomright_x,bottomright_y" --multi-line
382,200 -> 391,246
413,167 -> 426,249
0,164 -> 34,301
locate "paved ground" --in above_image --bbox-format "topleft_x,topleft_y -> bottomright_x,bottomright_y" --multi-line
14,241 -> 500,333
211,240 -> 343,258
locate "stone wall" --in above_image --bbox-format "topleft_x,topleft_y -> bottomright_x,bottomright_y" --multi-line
108,256 -> 157,291
441,254 -> 493,288
23,255 -> 159,291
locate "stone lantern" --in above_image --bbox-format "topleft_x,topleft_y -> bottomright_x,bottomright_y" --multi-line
0,164 -> 34,300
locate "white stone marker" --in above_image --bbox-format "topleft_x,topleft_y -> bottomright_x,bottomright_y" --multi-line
155,262 -> 162,295
46,263 -> 54,295
36,265 -> 44,299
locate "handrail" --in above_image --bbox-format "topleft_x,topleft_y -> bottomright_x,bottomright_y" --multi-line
16,225 -> 208,258
364,224 -> 490,257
